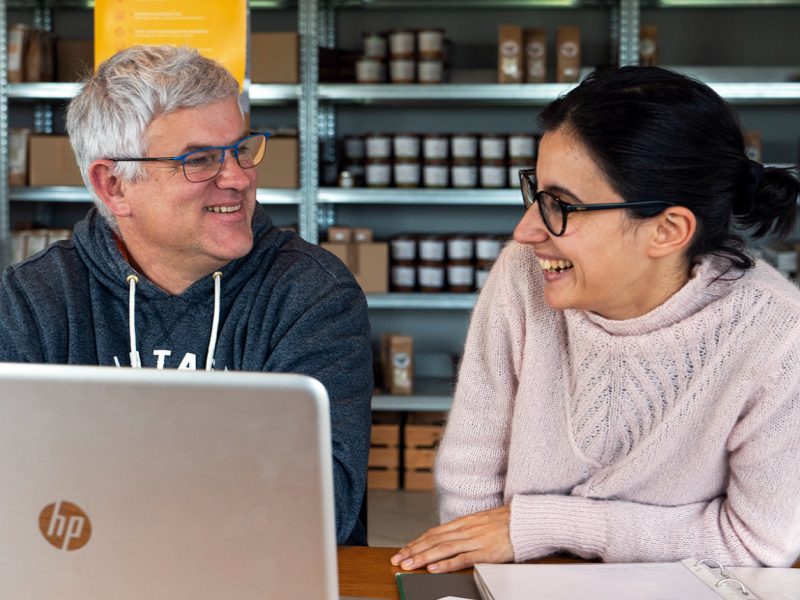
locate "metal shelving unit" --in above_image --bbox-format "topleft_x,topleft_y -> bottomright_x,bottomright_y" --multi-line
319,188 -> 521,205
367,293 -> 476,310
372,378 -> 454,411
9,186 -> 302,205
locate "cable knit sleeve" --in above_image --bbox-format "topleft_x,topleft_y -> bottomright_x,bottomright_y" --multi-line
436,246 -> 524,523
509,329 -> 800,567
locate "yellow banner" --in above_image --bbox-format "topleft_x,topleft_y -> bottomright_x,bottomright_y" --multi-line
94,0 -> 247,89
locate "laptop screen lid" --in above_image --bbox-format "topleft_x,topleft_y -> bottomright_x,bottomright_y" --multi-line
0,363 -> 338,600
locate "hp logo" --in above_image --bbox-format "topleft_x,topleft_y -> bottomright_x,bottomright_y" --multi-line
39,501 -> 92,551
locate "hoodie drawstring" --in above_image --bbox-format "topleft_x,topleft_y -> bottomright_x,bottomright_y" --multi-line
126,271 -> 223,371
205,272 -> 223,371
126,275 -> 141,368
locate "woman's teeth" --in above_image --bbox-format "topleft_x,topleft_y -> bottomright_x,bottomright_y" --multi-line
204,205 -> 241,213
538,258 -> 574,273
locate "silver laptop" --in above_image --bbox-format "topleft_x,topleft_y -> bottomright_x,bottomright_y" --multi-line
0,363 -> 338,600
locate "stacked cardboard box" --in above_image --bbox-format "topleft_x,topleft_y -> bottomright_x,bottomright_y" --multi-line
321,226 -> 389,293
404,412 -> 446,491
368,413 -> 402,490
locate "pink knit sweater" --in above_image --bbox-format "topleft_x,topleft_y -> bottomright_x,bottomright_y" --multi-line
436,241 -> 800,567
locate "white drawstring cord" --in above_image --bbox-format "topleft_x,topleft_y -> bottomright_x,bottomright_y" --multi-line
126,274 -> 141,368
205,271 -> 223,371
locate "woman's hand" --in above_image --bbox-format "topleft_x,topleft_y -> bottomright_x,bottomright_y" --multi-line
390,505 -> 513,573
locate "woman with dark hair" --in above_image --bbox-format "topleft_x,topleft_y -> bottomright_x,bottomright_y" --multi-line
391,66 -> 800,572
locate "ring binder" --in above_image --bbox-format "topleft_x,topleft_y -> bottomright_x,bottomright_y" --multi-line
470,558 -> 800,600
715,577 -> 751,596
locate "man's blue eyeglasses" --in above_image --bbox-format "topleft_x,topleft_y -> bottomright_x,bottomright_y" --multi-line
109,132 -> 270,183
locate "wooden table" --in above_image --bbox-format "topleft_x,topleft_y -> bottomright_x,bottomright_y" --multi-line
338,546 -> 419,599
337,547 -> 800,599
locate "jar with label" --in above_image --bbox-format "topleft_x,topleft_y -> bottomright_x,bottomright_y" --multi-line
480,134 -> 507,161
365,160 -> 392,187
446,235 -> 474,261
343,134 -> 366,161
365,133 -> 392,160
356,57 -> 386,84
363,32 -> 387,59
418,262 -> 445,293
451,160 -> 478,189
389,29 -> 415,56
417,28 -> 444,58
394,161 -> 421,188
423,161 -> 449,188
508,161 -> 533,189
391,261 -> 417,292
447,262 -> 475,293
475,235 -> 504,262
423,134 -> 449,161
393,133 -> 420,159
475,262 -> 493,290
389,56 -> 415,83
508,133 -> 536,160
418,235 -> 446,262
480,161 -> 507,188
450,133 -> 479,160
344,162 -> 365,186
390,234 -> 417,262
417,57 -> 444,84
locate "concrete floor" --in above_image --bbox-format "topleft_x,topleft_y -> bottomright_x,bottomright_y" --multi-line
367,489 -> 438,548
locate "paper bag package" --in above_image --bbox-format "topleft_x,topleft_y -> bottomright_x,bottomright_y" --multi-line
497,25 -> 524,83
556,26 -> 581,84
524,28 -> 547,83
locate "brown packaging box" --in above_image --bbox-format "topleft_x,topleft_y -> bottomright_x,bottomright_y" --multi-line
353,227 -> 374,243
56,39 -> 93,82
744,130 -> 762,163
328,226 -> 352,242
28,135 -> 84,186
9,128 -> 31,186
255,135 -> 298,188
321,241 -> 389,293
250,32 -> 298,84
524,28 -> 547,83
381,333 -> 414,396
8,24 -> 28,84
556,26 -> 581,83
640,25 -> 658,67
497,25 -> 524,84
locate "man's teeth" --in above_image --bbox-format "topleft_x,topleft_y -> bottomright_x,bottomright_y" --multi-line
204,205 -> 241,213
538,258 -> 574,272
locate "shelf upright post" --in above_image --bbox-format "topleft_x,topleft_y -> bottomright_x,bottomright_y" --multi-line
0,2 -> 9,268
299,0 -> 321,244
317,0 -> 337,234
618,0 -> 640,67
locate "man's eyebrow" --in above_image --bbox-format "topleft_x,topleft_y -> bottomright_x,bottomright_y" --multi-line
174,131 -> 250,155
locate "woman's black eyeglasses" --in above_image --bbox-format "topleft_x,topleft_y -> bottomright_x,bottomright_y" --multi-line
518,168 -> 675,237
109,132 -> 270,183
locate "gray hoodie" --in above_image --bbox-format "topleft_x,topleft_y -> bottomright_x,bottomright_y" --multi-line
0,204 -> 372,544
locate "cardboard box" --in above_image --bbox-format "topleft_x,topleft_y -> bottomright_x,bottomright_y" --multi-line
321,242 -> 389,294
403,470 -> 434,491
56,39 -> 93,82
328,226 -> 352,243
9,128 -> 31,186
381,333 -> 414,395
256,136 -> 298,188
497,25 -> 524,83
250,32 -> 298,83
353,227 -> 374,243
368,467 -> 399,490
556,26 -> 581,83
28,135 -> 84,186
524,28 -> 547,83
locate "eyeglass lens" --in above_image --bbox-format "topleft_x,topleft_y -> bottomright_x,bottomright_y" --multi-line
182,134 -> 267,182
521,172 -> 564,235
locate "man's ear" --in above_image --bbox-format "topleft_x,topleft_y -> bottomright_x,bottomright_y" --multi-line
88,160 -> 132,218
647,206 -> 696,259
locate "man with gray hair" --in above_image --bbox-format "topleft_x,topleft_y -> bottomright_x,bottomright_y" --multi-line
0,45 -> 372,545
